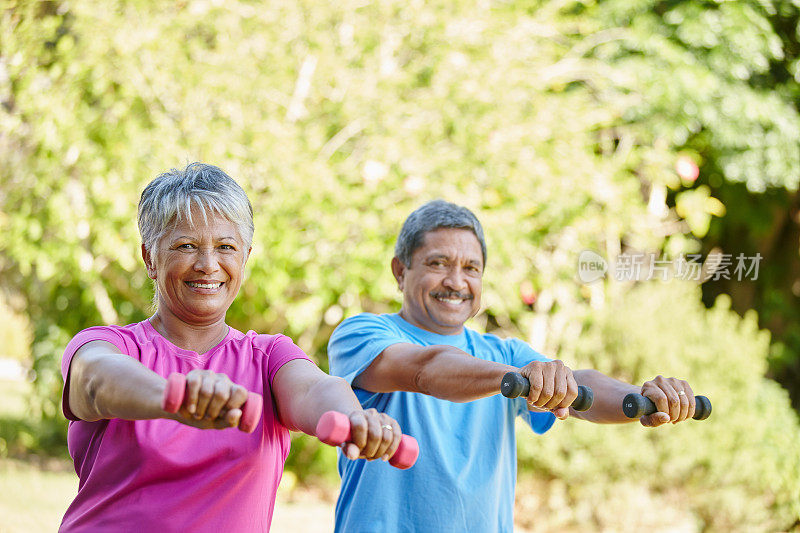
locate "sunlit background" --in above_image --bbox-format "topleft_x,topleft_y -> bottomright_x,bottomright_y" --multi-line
2,1 -> 800,531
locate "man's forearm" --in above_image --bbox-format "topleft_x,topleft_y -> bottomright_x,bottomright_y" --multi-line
411,346 -> 517,402
571,369 -> 640,423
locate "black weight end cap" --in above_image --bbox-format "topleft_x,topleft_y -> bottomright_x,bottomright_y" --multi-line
572,385 -> 594,411
622,393 -> 650,418
500,372 -> 528,398
693,395 -> 712,420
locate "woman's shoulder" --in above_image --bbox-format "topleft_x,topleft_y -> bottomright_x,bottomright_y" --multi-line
65,320 -> 152,360
237,330 -> 303,358
70,320 -> 150,345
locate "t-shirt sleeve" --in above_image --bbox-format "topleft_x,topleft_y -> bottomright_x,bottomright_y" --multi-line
61,327 -> 130,421
263,334 -> 314,386
327,313 -> 407,386
504,337 -> 556,434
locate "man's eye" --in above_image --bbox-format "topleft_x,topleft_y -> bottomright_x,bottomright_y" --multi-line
219,244 -> 235,250
178,243 -> 195,249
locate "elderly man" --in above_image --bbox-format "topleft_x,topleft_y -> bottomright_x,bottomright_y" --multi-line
328,200 -> 700,533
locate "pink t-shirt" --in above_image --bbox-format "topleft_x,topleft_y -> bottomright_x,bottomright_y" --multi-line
59,319 -> 311,532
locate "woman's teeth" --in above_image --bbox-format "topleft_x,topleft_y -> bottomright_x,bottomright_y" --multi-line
186,282 -> 222,289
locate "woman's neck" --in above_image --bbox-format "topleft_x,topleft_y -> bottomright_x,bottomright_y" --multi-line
148,311 -> 229,355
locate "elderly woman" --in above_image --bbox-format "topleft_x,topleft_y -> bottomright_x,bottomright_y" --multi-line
59,163 -> 403,532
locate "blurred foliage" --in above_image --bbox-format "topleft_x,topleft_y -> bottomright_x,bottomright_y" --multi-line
0,294 -> 32,360
569,0 -> 800,408
517,282 -> 800,531
1,0 -> 799,529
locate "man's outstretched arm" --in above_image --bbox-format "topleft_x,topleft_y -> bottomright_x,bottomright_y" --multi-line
353,342 -> 578,417
571,369 -> 697,426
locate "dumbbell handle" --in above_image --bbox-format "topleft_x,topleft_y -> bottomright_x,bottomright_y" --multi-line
622,393 -> 712,420
161,372 -> 263,433
315,411 -> 419,470
500,371 -> 594,411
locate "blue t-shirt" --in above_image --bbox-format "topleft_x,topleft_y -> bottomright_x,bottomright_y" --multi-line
328,313 -> 555,533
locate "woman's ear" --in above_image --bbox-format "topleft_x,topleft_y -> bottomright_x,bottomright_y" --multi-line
141,244 -> 156,279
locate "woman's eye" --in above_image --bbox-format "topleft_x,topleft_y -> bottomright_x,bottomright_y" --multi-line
178,243 -> 195,249
219,244 -> 235,250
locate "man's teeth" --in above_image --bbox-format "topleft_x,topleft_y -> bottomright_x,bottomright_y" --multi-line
187,282 -> 222,289
436,297 -> 464,304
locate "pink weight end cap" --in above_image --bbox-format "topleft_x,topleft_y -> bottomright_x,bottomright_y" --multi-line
316,411 -> 351,445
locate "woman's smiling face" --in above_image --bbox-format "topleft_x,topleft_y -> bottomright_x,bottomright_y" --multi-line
144,209 -> 249,326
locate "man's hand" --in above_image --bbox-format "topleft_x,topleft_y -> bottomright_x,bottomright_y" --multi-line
519,360 -> 578,420
639,375 -> 695,427
342,408 -> 403,462
172,369 -> 249,430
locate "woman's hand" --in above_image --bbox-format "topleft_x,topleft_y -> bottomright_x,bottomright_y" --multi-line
171,370 -> 250,430
342,408 -> 403,462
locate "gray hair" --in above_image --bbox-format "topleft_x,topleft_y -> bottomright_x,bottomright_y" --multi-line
138,162 -> 254,261
395,200 -> 487,267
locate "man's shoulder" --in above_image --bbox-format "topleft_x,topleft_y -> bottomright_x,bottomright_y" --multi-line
462,325 -> 512,346
335,312 -> 399,332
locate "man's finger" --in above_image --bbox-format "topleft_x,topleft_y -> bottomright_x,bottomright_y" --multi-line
543,362 -> 568,410
525,367 -> 544,405
535,363 -> 556,408
641,412 -> 670,427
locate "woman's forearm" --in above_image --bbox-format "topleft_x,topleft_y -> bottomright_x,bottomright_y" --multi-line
68,345 -> 167,422
291,374 -> 363,435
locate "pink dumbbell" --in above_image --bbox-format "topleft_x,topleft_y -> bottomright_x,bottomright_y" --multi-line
161,372 -> 263,433
315,411 -> 419,469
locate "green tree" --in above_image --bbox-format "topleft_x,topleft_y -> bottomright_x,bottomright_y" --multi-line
1,1 -> 797,528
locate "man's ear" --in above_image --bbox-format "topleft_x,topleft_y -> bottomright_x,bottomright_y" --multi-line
141,244 -> 156,279
391,257 -> 407,291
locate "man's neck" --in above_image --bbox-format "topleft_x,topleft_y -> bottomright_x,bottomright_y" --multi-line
397,309 -> 465,336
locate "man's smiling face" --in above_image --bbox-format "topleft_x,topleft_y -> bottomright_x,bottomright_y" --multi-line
393,227 -> 483,335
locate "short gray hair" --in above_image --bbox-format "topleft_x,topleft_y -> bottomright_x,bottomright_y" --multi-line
395,200 -> 486,267
138,162 -> 254,259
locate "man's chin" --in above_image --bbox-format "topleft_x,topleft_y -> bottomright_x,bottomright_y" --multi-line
430,313 -> 471,332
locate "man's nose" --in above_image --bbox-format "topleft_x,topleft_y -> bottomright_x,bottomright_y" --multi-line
442,268 -> 467,291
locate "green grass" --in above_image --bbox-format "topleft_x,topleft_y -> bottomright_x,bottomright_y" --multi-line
0,377 -> 76,531
0,458 -> 76,532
